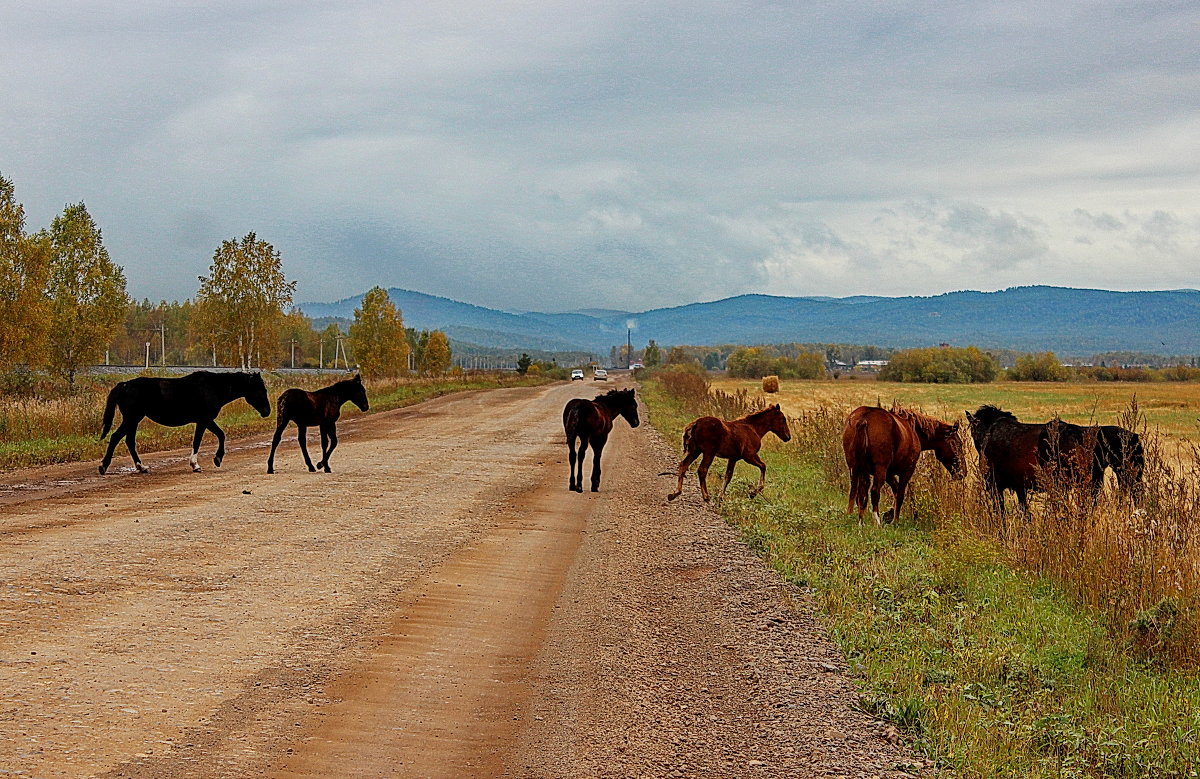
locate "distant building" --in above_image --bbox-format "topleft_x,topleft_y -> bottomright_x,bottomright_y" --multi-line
856,359 -> 889,373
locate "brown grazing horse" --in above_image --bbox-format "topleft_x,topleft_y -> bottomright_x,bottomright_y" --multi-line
667,404 -> 791,502
563,388 -> 640,492
267,375 -> 369,473
843,405 -> 965,526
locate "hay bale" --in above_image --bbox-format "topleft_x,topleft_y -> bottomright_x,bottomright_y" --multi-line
762,375 -> 780,393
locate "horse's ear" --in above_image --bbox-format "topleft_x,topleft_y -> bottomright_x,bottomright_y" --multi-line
951,421 -> 960,432
773,403 -> 780,410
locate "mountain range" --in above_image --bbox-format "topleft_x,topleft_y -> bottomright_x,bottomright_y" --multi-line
298,286 -> 1200,357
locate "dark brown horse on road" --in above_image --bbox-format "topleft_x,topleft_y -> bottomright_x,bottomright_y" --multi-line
267,375 -> 369,473
563,388 -> 640,492
99,371 -> 271,475
667,404 -> 791,503
843,405 -> 965,526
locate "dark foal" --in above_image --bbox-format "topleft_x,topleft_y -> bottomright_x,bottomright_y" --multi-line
843,405 -> 964,526
267,375 -> 369,473
99,371 -> 270,474
563,387 -> 640,492
667,404 -> 791,502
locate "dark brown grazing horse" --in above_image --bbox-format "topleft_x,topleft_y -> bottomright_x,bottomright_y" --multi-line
1097,424 -> 1145,500
563,388 -> 640,492
267,375 -> 369,473
99,371 -> 270,474
843,405 -> 965,526
966,405 -> 1102,517
667,404 -> 791,503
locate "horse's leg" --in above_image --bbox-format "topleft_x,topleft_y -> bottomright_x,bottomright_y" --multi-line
267,418 -> 289,474
589,436 -> 607,492
573,435 -> 588,492
189,423 -> 206,472
567,435 -> 579,492
296,425 -> 316,472
100,419 -> 132,474
208,422 -> 226,467
696,452 -> 715,502
667,450 -> 701,501
719,458 -> 739,502
869,465 -> 887,526
745,451 -> 767,498
318,423 -> 337,472
886,473 -> 910,523
126,421 -> 149,474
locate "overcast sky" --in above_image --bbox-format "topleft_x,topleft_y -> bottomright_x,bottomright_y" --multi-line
2,1 -> 1198,312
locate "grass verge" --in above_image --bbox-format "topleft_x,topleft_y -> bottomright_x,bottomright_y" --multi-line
643,380 -> 1200,778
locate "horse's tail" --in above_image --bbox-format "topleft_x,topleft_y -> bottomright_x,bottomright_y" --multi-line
99,382 -> 123,440
853,418 -> 872,462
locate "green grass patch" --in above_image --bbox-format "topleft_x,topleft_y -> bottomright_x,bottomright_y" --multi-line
644,381 -> 1200,777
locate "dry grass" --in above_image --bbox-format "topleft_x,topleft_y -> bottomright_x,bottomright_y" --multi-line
713,377 -> 1200,664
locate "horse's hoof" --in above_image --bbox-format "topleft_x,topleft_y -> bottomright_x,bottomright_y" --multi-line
98,466 -> 106,475
591,487 -> 599,493
324,467 -> 332,473
667,493 -> 680,501
267,468 -> 274,474
307,466 -> 317,473
191,466 -> 202,473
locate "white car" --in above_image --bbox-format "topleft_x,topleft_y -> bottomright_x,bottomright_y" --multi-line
571,369 -> 585,380
593,369 -> 608,381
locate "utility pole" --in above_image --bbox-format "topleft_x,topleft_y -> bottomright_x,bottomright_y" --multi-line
627,328 -> 632,369
144,342 -> 151,369
290,338 -> 297,369
319,338 -> 324,370
158,323 -> 166,366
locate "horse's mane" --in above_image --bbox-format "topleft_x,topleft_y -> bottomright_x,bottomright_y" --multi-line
737,404 -> 780,423
971,404 -> 1018,426
593,388 -> 633,404
890,404 -> 948,438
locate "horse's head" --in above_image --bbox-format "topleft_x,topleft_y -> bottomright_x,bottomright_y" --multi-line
619,388 -> 641,428
349,374 -> 370,412
930,421 -> 966,480
765,403 -> 791,442
965,405 -> 1012,452
244,373 -> 271,417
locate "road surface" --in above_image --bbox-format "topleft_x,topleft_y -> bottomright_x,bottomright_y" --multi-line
0,380 -> 930,778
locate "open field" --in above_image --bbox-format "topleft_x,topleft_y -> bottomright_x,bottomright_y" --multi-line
711,377 -> 1200,441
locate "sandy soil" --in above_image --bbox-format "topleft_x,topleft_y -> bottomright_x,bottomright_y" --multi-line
0,379 -> 933,778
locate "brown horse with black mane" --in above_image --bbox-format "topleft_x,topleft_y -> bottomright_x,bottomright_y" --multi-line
843,405 -> 965,526
267,374 -> 369,473
563,387 -> 640,492
667,404 -> 791,503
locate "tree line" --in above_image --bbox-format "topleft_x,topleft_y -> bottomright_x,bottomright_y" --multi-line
0,172 -> 449,383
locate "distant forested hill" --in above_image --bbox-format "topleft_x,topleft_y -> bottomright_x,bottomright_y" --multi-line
298,286 -> 1200,356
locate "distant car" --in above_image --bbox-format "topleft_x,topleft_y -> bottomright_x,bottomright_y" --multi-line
593,369 -> 608,381
571,369 -> 585,381
629,362 -> 644,370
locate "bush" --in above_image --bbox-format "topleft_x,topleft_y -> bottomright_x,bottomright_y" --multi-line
878,346 -> 998,383
657,363 -> 710,406
1007,352 -> 1069,381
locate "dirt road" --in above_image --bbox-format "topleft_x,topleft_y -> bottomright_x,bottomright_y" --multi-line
0,380 -> 929,778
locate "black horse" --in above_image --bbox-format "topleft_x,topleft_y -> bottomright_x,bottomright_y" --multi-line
1096,424 -> 1145,499
267,375 -> 369,473
563,387 -> 640,492
99,371 -> 271,475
